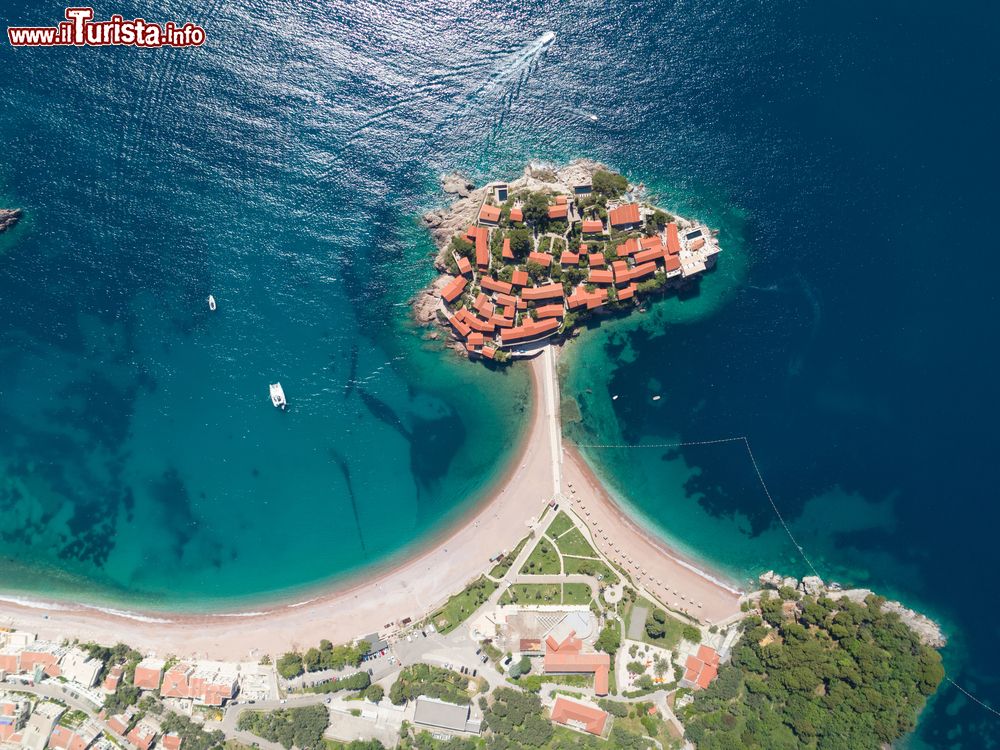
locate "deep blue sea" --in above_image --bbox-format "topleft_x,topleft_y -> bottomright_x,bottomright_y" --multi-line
1,0 -> 998,746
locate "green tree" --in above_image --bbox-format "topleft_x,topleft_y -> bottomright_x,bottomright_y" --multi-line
276,652 -> 304,679
365,684 -> 384,703
592,170 -> 628,198
595,623 -> 621,655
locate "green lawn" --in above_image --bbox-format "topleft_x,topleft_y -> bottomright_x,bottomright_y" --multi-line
562,555 -> 620,584
625,596 -> 685,649
429,576 -> 498,634
545,511 -> 575,538
562,582 -> 594,605
555,527 -> 597,557
499,583 -> 562,605
519,537 -> 561,575
489,535 -> 530,578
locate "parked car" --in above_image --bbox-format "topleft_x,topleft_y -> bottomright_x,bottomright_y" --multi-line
472,669 -> 478,677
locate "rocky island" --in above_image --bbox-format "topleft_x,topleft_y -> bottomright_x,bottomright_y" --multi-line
0,207 -> 22,234
416,161 -> 721,362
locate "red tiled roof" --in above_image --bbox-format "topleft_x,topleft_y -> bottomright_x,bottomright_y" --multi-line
481,276 -> 514,295
567,286 -> 609,310
457,256 -> 472,276
664,255 -> 681,272
554,195 -> 568,205
496,292 -> 517,307
690,237 -> 706,250
697,645 -> 720,666
629,262 -> 657,281
548,204 -> 569,220
502,237 -> 514,260
560,251 -> 580,265
520,283 -> 564,301
617,283 -> 637,301
587,253 -> 605,267
550,696 -> 609,736
611,260 -> 629,283
500,317 -> 560,343
474,226 -> 490,268
511,269 -> 529,286
479,204 -> 501,224
581,219 -> 604,234
468,332 -> 485,347
510,207 -> 523,222
617,237 -> 640,256
666,222 -> 681,254
609,202 -> 641,227
133,664 -> 162,691
441,275 -> 468,303
474,293 -> 495,319
543,633 -> 610,696
588,269 -> 614,285
528,251 -> 552,267
640,235 -> 662,250
633,247 -> 665,265
162,735 -> 182,750
481,346 -> 496,360
448,315 -> 471,338
535,303 -> 565,319
490,315 -> 514,328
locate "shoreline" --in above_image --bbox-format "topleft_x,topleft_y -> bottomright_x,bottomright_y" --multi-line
0,354 -> 742,654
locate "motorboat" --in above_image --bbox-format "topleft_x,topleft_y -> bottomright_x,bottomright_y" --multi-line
270,382 -> 287,410
207,295 -> 217,311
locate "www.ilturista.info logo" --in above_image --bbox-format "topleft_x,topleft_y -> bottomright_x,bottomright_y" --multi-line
7,7 -> 206,48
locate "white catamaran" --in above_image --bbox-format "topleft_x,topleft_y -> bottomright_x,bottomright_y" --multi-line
207,295 -> 217,311
270,382 -> 287,410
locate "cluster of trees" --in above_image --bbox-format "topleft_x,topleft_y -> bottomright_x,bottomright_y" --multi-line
683,592 -> 945,749
595,623 -> 621,655
237,705 -> 329,750
307,670 -> 370,694
277,639 -> 365,679
592,170 -> 628,199
389,663 -> 472,706
159,712 -> 225,750
507,656 -> 532,679
482,688 -> 553,748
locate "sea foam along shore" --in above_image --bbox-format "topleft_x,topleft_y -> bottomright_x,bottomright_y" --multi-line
0,352 -> 743,659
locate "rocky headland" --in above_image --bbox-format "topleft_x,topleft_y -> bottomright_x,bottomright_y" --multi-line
758,570 -> 946,648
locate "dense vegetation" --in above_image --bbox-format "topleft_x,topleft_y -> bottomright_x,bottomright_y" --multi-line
389,663 -> 477,706
277,639 -> 366,679
160,711 -> 226,750
683,591 -> 944,749
306,671 -> 371,694
237,705 -> 329,750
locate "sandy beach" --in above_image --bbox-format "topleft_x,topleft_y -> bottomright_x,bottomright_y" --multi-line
0,350 -> 741,659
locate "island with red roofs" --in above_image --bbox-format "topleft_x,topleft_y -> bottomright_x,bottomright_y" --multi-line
415,161 -> 721,362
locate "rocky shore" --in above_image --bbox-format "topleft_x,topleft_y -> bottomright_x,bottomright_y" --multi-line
758,570 -> 946,648
0,208 -> 22,234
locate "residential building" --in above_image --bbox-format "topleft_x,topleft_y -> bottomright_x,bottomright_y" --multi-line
549,696 -> 609,736
542,631 -> 610,696
412,697 -> 481,735
132,659 -> 164,691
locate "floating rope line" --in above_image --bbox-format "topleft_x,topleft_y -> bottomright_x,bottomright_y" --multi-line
578,435 -> 1000,721
576,435 -> 821,578
946,678 -> 1000,719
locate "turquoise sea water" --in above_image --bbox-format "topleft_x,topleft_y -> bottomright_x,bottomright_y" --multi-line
2,1 -> 999,745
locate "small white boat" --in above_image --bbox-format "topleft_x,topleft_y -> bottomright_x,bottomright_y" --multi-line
612,395 -> 619,401
207,295 -> 217,311
652,395 -> 661,401
270,382 -> 287,410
